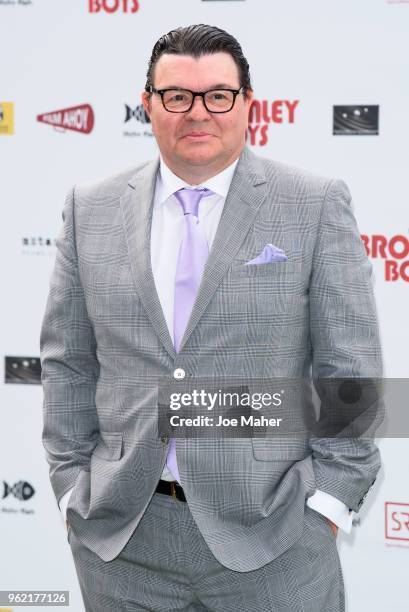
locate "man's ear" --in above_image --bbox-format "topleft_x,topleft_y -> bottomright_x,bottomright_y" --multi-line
245,88 -> 254,107
141,91 -> 151,118
244,88 -> 254,127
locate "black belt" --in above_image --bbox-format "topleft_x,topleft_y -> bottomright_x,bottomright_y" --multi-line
155,479 -> 186,502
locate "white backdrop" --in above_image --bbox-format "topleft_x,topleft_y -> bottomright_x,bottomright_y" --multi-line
1,1 -> 408,610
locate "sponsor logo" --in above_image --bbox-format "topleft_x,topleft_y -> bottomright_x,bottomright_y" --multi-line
37,104 -> 94,134
385,502 -> 409,542
5,357 -> 41,384
2,481 -> 35,502
361,233 -> 409,282
0,0 -> 33,6
333,105 -> 379,135
247,98 -> 299,146
89,0 -> 139,12
123,103 -> 153,138
0,102 -> 14,135
125,103 -> 150,124
21,236 -> 57,256
1,480 -> 36,517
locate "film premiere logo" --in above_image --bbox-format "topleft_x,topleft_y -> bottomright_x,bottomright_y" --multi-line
361,234 -> 409,282
247,99 -> 299,146
89,0 -> 140,12
1,480 -> 36,516
0,102 -> 14,135
5,357 -> 41,384
385,502 -> 409,544
37,104 -> 94,134
21,235 -> 56,256
0,0 -> 33,6
123,103 -> 152,138
333,105 -> 379,136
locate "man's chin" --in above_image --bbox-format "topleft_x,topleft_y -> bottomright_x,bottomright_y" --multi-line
177,146 -> 221,167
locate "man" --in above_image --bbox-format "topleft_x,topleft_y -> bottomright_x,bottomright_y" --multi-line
40,24 -> 383,611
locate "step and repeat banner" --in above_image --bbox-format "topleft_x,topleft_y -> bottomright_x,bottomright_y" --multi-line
1,1 -> 408,610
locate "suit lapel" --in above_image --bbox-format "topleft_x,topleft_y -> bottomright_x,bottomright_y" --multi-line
119,159 -> 176,359
179,147 -> 274,351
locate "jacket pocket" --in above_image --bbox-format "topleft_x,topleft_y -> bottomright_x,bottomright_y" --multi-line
92,431 -> 123,461
251,437 -> 310,461
229,260 -> 298,278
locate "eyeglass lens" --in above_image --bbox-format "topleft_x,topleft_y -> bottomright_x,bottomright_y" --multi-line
162,90 -> 235,112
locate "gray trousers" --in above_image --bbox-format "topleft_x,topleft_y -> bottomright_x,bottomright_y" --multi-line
68,492 -> 345,611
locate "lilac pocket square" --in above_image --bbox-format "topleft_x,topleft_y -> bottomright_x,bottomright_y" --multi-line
245,243 -> 288,265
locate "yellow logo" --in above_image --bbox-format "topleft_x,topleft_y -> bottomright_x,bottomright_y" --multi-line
0,102 -> 14,135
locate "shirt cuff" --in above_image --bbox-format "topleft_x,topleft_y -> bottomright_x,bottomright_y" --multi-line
306,489 -> 354,534
58,487 -> 74,523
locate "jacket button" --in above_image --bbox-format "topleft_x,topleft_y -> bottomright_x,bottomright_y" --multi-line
173,368 -> 186,380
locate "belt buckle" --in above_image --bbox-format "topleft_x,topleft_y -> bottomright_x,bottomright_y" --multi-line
170,481 -> 178,500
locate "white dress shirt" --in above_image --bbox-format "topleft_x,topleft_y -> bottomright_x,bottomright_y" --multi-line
59,154 -> 353,534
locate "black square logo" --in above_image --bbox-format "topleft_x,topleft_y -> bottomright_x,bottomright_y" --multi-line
333,105 -> 379,135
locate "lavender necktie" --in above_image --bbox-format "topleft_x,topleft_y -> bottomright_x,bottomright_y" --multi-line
166,187 -> 214,483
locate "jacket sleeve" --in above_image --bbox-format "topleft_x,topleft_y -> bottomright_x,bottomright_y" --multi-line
40,186 -> 100,504
308,178 -> 384,512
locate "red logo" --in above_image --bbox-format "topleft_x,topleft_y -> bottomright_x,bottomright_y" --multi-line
247,99 -> 299,146
89,0 -> 139,12
361,234 -> 409,282
37,104 -> 95,134
385,502 -> 409,541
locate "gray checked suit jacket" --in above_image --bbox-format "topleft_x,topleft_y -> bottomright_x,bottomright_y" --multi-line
40,147 -> 383,571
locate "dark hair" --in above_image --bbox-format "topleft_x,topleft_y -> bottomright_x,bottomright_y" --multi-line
145,24 -> 252,98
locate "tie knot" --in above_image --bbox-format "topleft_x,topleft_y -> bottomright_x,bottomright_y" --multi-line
174,188 -> 213,217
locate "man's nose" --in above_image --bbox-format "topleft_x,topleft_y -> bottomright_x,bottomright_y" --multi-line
186,95 -> 210,120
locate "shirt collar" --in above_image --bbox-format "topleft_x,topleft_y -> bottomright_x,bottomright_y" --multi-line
156,154 -> 239,204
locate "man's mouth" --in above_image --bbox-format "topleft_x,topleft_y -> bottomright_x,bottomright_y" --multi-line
182,132 -> 214,140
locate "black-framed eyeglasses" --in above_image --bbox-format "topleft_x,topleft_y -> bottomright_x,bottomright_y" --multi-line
145,86 -> 246,113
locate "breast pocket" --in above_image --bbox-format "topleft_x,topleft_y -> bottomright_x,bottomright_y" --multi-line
229,260 -> 299,279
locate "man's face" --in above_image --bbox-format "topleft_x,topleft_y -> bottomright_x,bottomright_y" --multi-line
142,52 -> 253,176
